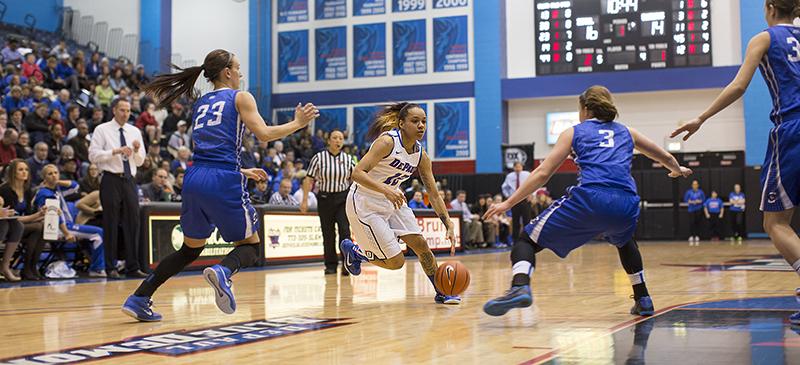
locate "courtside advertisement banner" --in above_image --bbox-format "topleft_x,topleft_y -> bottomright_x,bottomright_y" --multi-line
434,101 -> 470,158
278,30 -> 309,83
353,23 -> 387,78
393,19 -> 427,75
354,0 -> 386,15
316,26 -> 348,80
314,108 -> 348,135
147,216 -> 235,267
433,16 -> 469,72
315,0 -> 346,19
278,0 -> 309,23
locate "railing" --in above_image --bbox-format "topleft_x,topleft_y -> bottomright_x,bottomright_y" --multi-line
91,21 -> 108,53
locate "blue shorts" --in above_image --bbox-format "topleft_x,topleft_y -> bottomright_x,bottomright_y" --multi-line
181,165 -> 259,242
524,186 -> 640,258
760,119 -> 800,212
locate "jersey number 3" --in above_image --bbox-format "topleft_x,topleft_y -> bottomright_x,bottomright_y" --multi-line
194,101 -> 226,130
598,129 -> 615,148
788,37 -> 800,63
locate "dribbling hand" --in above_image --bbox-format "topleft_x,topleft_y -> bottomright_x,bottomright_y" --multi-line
294,102 -> 320,127
668,166 -> 693,178
671,118 -> 704,141
382,187 -> 406,209
483,201 -> 511,221
446,224 -> 456,256
241,168 -> 268,182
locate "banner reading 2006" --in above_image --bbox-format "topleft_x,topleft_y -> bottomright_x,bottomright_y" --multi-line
433,16 -> 469,72
278,30 -> 309,83
354,23 -> 386,78
434,101 -> 470,158
316,26 -> 347,80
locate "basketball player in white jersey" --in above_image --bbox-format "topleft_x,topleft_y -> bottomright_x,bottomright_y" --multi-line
340,102 -> 461,304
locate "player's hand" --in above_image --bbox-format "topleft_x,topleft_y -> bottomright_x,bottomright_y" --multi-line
241,168 -> 268,182
483,201 -> 511,221
132,140 -> 141,152
668,166 -> 693,178
382,186 -> 406,209
299,200 -> 308,213
446,223 -> 456,256
294,102 -> 320,127
65,233 -> 76,242
671,117 -> 705,141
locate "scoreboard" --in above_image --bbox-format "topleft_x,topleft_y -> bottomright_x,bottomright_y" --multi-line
535,0 -> 712,76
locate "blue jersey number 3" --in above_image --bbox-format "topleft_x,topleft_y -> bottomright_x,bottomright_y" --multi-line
194,101 -> 226,130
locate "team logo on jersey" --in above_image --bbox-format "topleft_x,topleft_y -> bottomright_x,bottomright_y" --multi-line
388,158 -> 415,173
0,317 -> 353,364
663,254 -> 793,272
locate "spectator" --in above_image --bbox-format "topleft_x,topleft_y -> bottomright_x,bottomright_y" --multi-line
94,77 -> 115,107
55,54 -> 79,94
109,68 -> 127,93
27,142 -> 50,185
240,136 -> 258,169
0,196 -> 23,281
167,120 -> 191,156
444,189 -> 453,209
48,108 -> 64,131
405,179 -> 423,201
492,194 -> 512,245
49,40 -> 69,59
476,195 -> 497,247
140,168 -> 173,202
86,52 -> 101,79
146,142 -> 164,167
68,120 -> 91,164
271,161 -> 299,194
59,150 -> 80,181
3,86 -> 27,113
172,168 -> 184,202
89,107 -> 105,132
532,188 -> 553,216
293,179 -> 317,210
76,190 -> 103,228
685,180 -> 705,245
51,89 -> 72,118
42,56 -> 67,91
135,102 -> 160,144
704,191 -> 724,240
450,190 -> 484,248
269,178 -> 299,206
15,131 -> 30,159
79,164 -> 101,194
161,102 -> 185,136
274,140 -> 287,165
170,146 -> 191,174
133,64 -> 150,89
7,109 -> 23,132
502,162 -> 532,243
19,85 -> 34,112
21,53 -> 44,83
31,86 -> 49,109
64,105 -> 80,132
311,129 -> 325,152
408,191 -> 429,209
1,39 -> 23,65
251,179 -> 270,204
134,156 -> 154,185
0,129 -> 18,167
729,184 -> 746,243
46,124 -> 65,163
0,159 -> 46,280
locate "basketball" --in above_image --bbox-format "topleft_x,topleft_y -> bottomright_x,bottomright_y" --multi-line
435,261 -> 470,296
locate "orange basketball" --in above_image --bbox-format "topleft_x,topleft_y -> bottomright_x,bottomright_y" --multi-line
435,261 -> 470,296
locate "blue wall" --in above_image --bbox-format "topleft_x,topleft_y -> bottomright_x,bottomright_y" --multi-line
473,0 -> 503,173
1,0 -> 63,32
140,0 -> 172,74
249,0 -> 271,117
740,2 -> 772,166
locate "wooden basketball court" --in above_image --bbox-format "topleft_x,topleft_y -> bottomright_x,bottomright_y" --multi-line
2,240 -> 799,364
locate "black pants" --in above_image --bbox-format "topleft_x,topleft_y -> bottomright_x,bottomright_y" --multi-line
100,173 -> 140,272
689,210 -> 704,238
318,191 -> 350,270
511,200 -> 532,241
730,211 -> 745,238
707,214 -> 722,238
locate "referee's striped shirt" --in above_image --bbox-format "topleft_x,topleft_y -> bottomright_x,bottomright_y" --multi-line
307,150 -> 355,193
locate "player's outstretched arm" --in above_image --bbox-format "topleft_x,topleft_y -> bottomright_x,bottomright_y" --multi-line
351,135 -> 405,209
671,32 -> 770,141
629,127 -> 691,178
236,91 -> 319,142
418,151 -> 456,253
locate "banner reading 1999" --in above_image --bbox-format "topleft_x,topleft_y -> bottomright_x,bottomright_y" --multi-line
434,101 -> 470,158
278,30 -> 309,83
393,0 -> 425,12
393,19 -> 427,75
316,26 -> 347,80
354,23 -> 386,78
434,16 -> 469,72
354,0 -> 386,15
315,0 -> 346,19
278,0 -> 309,23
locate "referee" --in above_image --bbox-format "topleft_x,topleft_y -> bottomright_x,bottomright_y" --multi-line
300,130 -> 355,275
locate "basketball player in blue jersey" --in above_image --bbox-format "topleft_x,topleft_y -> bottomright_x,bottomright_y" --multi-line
671,0 -> 800,325
482,86 -> 692,317
339,102 -> 461,304
121,49 -> 319,321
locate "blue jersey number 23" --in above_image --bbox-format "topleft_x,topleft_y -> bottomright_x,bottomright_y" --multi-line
194,101 -> 226,130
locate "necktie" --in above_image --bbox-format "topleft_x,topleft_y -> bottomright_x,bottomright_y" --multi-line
515,171 -> 520,190
119,127 -> 132,178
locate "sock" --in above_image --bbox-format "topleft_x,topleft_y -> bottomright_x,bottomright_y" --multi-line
219,244 -> 259,275
512,261 -> 534,287
627,271 -> 649,299
134,244 -> 204,297
510,235 -> 540,287
618,240 -> 650,299
792,259 -> 800,276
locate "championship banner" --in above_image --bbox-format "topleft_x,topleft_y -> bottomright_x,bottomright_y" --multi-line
433,0 -> 468,8
434,101 -> 470,158
354,0 -> 386,15
393,19 -> 427,75
392,0 -> 425,12
353,105 -> 382,150
315,0 -> 346,19
278,0 -> 309,23
433,16 -> 469,72
316,26 -> 347,81
274,109 -> 295,125
315,107 -> 347,134
353,23 -> 387,78
278,30 -> 309,83
501,143 -> 535,172
417,102 -> 429,152
147,216 -> 236,267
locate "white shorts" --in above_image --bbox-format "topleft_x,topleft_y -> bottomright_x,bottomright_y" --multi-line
346,186 -> 422,260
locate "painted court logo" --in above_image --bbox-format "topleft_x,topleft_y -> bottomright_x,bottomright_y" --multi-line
0,316 -> 352,364
664,255 -> 793,272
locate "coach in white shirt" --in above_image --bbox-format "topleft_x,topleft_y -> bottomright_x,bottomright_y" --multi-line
501,162 -> 532,242
88,99 -> 147,279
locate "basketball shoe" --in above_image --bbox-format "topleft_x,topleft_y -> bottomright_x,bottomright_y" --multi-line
204,265 -> 236,314
122,295 -> 162,322
630,296 -> 655,316
483,285 -> 533,316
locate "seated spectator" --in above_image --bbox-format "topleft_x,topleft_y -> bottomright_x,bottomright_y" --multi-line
273,140 -> 287,165
293,183 -> 317,210
48,108 -> 64,131
22,53 -> 44,83
311,129 -> 325,152
42,56 -> 67,91
31,86 -> 49,109
444,189 -> 453,209
67,120 -> 90,164
64,105 -> 80,132
0,196 -> 23,281
7,109 -> 23,132
450,190 -> 484,248
27,142 -> 50,185
1,39 -> 23,65
135,102 -> 160,144
133,64 -> 150,89
3,86 -> 27,113
0,129 -> 18,167
88,107 -> 105,132
94,77 -> 115,108
140,168 -> 174,202
109,68 -> 127,93
86,52 -> 102,79
271,161 -> 299,194
172,168 -> 185,202
408,191 -> 429,209
46,124 -> 65,162
161,102 -> 185,136
79,164 -> 101,194
170,146 -> 191,174
240,136 -> 258,169
492,194 -> 512,245
251,179 -> 270,204
146,142 -> 164,167
19,85 -> 34,112
269,178 -> 299,206
167,120 -> 191,156
15,131 -> 30,159
532,188 -> 553,216
25,103 -> 51,145
76,190 -> 102,228
49,40 -> 69,59
476,194 -> 497,247
58,146 -> 79,180
55,54 -> 79,94
0,159 -> 46,280
135,156 -> 154,185
51,89 -> 72,118
34,164 -> 106,277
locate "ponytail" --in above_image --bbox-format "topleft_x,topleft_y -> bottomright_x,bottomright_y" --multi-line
579,85 -> 618,121
142,49 -> 234,109
367,102 -> 420,140
766,0 -> 800,19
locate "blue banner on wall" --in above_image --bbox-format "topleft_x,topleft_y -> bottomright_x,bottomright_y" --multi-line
354,0 -> 386,15
275,109 -> 295,125
315,108 -> 348,134
434,16 -> 469,72
434,101 -> 470,158
353,106 -> 381,150
392,0 -> 425,12
316,26 -> 348,80
393,19 -> 427,75
315,0 -> 346,19
354,23 -> 387,78
278,0 -> 309,23
417,102 -> 429,152
432,0 -> 468,8
278,30 -> 309,83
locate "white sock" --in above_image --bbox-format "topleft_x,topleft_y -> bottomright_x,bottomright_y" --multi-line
512,261 -> 533,277
628,271 -> 645,285
792,259 -> 800,276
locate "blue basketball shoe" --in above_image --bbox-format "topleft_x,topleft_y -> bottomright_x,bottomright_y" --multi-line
204,265 -> 236,314
630,296 -> 655,316
435,293 -> 461,305
121,295 -> 162,322
340,239 -> 363,276
483,285 -> 533,316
